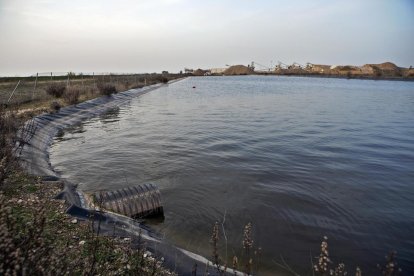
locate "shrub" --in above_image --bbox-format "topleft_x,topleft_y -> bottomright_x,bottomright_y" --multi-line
150,75 -> 169,84
50,101 -> 61,112
63,87 -> 80,104
45,84 -> 66,98
155,75 -> 169,84
97,84 -> 117,96
131,84 -> 145,89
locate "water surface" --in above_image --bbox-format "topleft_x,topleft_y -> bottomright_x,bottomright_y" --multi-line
51,76 -> 414,275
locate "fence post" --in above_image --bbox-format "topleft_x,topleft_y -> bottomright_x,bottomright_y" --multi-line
7,80 -> 21,104
66,72 -> 70,87
31,73 -> 38,100
81,73 -> 84,89
50,72 -> 53,81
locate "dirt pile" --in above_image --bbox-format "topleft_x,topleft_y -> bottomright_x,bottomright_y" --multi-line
223,65 -> 254,75
361,64 -> 377,75
334,65 -> 358,71
193,69 -> 207,76
362,62 -> 401,77
377,62 -> 399,70
310,64 -> 331,74
402,68 -> 414,77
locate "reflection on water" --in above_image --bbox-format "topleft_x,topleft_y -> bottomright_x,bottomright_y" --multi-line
54,124 -> 86,143
99,107 -> 121,124
50,76 -> 414,275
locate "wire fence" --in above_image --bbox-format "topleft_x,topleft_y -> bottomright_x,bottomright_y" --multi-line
0,72 -> 173,106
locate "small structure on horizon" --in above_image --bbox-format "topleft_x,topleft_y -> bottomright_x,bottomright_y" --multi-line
184,68 -> 194,74
210,68 -> 227,74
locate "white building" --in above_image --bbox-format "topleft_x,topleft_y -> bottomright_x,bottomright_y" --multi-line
210,68 -> 227,74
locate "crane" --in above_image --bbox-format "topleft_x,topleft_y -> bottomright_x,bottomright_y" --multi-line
305,62 -> 313,70
251,61 -> 273,72
292,62 -> 305,69
276,61 -> 289,70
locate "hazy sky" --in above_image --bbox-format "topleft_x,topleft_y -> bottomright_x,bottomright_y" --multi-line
1,0 -> 413,76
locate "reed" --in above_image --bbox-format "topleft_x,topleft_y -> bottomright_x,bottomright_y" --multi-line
63,87 -> 81,105
97,83 -> 117,96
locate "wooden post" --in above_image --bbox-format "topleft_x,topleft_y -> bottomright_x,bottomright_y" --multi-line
66,72 -> 70,87
50,72 -> 53,81
31,73 -> 38,100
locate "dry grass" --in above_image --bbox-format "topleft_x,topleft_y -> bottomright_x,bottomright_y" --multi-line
0,106 -> 19,186
207,220 -> 404,276
45,83 -> 66,98
208,221 -> 260,276
0,73 -> 182,108
312,236 -> 402,276
0,176 -> 175,276
97,83 -> 118,96
63,86 -> 81,104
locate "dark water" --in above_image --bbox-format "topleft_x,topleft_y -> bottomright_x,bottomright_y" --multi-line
50,76 -> 414,275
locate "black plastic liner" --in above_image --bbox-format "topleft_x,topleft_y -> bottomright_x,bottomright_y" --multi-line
17,80 -> 240,275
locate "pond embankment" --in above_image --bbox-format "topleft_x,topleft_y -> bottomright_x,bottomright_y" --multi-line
11,78 -> 241,275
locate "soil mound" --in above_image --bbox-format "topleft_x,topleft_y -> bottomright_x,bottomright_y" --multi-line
402,68 -> 414,77
193,69 -> 207,76
334,65 -> 358,71
362,62 -> 401,77
224,65 -> 254,75
377,62 -> 399,70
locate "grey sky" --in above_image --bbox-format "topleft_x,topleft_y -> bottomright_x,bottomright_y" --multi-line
0,0 -> 413,76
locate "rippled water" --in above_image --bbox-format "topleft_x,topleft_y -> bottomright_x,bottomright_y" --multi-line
50,76 -> 414,275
